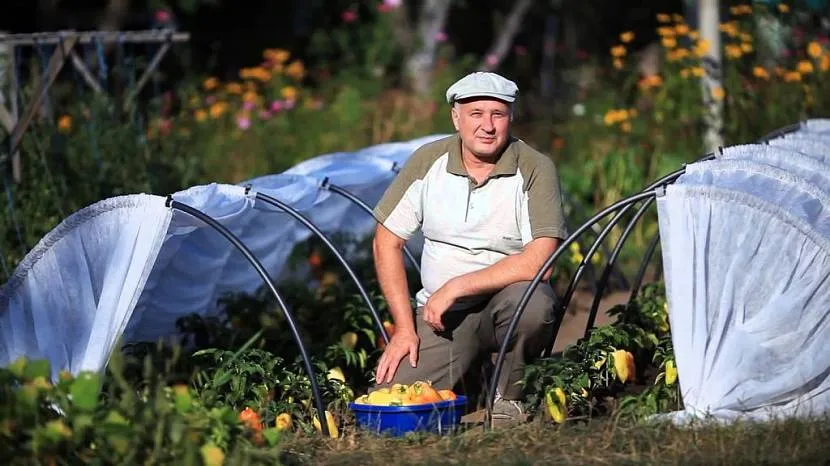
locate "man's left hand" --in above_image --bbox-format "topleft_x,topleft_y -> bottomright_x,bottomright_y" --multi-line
423,280 -> 460,332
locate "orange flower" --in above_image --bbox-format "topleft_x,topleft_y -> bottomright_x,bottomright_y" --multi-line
808,41 -> 823,59
753,66 -> 769,79
777,3 -> 790,13
784,71 -> 802,82
798,60 -> 814,74
203,77 -> 219,91
285,60 -> 306,80
57,115 -> 72,133
610,45 -> 627,57
619,31 -> 635,43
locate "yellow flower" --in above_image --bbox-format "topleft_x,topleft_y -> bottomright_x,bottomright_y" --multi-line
620,121 -> 632,133
740,33 -> 753,43
209,101 -> 228,118
285,60 -> 306,80
281,86 -> 298,101
656,13 -> 671,23
741,42 -> 753,53
777,3 -> 790,13
784,71 -> 802,82
638,74 -> 663,90
711,86 -> 725,101
661,37 -> 677,48
691,66 -> 704,77
725,44 -> 743,59
613,58 -> 624,69
808,41 -> 823,59
194,109 -> 208,122
610,45 -> 627,57
203,77 -> 219,91
675,24 -> 689,35
821,55 -> 830,72
719,22 -> 739,37
225,82 -> 243,94
689,30 -> 700,40
657,26 -> 676,37
672,13 -> 684,22
263,48 -> 291,64
753,66 -> 769,79
620,31 -> 635,43
57,115 -> 72,133
798,60 -> 814,74
680,68 -> 691,79
730,4 -> 752,15
694,39 -> 711,57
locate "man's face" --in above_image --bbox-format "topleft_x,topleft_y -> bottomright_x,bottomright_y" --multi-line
451,97 -> 512,159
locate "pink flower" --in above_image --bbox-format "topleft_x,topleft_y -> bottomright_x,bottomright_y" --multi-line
283,99 -> 295,110
342,10 -> 358,23
378,3 -> 393,12
435,31 -> 448,42
270,100 -> 284,113
243,101 -> 256,111
485,54 -> 498,66
155,9 -> 171,23
384,0 -> 401,6
237,116 -> 251,130
259,110 -> 272,120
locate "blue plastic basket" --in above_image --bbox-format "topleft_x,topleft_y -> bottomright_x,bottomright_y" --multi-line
349,395 -> 468,437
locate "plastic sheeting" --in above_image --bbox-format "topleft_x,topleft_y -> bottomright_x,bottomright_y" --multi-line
655,123 -> 830,424
0,134 -> 446,378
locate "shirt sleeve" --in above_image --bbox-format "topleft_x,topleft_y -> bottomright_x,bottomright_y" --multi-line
373,157 -> 427,241
518,156 -> 569,245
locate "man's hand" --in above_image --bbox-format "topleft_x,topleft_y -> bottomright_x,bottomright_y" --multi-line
423,280 -> 460,332
375,329 -> 420,384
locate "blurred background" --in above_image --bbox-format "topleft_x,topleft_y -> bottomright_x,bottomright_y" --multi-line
1,0 -> 829,278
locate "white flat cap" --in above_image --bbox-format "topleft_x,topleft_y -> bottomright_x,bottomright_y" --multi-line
445,72 -> 519,104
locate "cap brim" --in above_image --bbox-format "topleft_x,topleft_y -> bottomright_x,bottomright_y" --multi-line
450,92 -> 516,104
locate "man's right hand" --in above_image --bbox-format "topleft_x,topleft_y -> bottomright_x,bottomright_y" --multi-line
374,328 -> 419,384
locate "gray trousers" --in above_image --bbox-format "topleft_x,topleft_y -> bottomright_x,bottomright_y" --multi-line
376,281 -> 557,400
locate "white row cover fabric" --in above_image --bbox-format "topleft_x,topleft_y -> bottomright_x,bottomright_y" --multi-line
0,134 -> 446,377
0,195 -> 172,379
656,129 -> 830,424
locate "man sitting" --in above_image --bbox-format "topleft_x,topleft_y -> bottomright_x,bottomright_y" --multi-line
371,72 -> 568,422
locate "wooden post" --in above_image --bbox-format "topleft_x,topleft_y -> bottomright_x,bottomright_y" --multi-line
6,34 -> 78,158
0,30 -> 21,182
123,38 -> 171,111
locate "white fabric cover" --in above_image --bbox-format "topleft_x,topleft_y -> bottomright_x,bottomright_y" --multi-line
0,195 -> 172,378
719,145 -> 830,194
656,151 -> 830,423
0,135 -> 445,376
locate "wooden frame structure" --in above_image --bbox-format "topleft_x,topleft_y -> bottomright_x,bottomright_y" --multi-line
0,29 -> 190,183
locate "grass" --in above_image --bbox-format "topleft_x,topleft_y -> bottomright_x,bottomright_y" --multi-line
277,414 -> 830,465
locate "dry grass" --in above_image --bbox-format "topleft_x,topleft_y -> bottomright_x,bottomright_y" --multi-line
277,414 -> 830,465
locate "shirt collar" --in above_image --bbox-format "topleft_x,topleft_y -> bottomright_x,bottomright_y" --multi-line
446,134 -> 520,179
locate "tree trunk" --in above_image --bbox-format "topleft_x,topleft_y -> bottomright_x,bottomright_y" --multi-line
478,0 -> 534,71
698,0 -> 724,151
405,0 -> 452,95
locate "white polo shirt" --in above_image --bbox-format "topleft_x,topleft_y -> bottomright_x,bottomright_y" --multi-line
374,134 -> 568,310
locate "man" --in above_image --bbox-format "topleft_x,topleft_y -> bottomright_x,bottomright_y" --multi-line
371,72 -> 568,421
